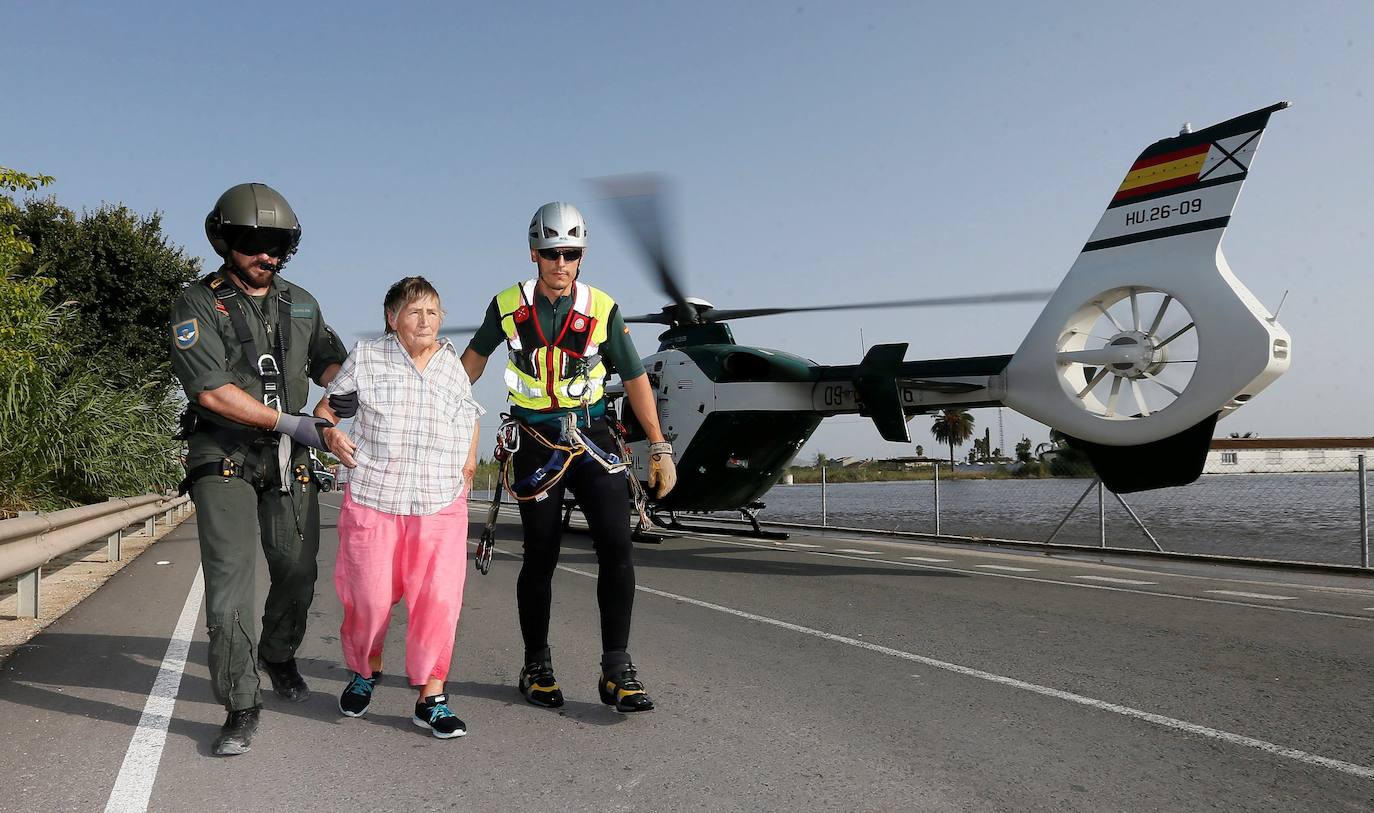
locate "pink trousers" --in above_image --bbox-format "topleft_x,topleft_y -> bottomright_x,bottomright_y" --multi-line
335,486 -> 468,685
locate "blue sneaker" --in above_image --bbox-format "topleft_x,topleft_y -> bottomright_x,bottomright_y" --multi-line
339,672 -> 380,718
413,694 -> 466,739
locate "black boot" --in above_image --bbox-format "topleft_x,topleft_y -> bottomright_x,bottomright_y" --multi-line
518,661 -> 565,708
258,656 -> 310,702
212,706 -> 261,756
598,663 -> 654,713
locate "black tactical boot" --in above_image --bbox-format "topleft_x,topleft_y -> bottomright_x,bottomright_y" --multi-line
258,656 -> 310,702
598,663 -> 654,713
212,706 -> 261,756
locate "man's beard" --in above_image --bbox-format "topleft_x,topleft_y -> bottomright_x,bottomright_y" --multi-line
229,258 -> 277,287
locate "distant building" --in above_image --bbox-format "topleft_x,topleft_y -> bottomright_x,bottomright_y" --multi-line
1204,437 -> 1374,474
830,456 -> 871,468
873,456 -> 939,470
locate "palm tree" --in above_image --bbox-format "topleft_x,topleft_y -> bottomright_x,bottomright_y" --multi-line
930,409 -> 975,467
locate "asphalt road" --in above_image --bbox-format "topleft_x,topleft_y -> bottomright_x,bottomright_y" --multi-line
1,493 -> 1372,812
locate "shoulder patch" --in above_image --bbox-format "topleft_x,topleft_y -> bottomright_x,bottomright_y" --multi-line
173,318 -> 199,350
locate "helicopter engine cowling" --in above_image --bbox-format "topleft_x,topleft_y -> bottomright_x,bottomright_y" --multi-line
611,346 -> 826,512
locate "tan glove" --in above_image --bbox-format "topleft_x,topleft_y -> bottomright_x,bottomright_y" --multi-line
647,441 -> 677,498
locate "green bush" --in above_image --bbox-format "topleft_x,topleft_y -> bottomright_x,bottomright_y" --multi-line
0,273 -> 181,513
9,198 -> 200,390
0,168 -> 182,514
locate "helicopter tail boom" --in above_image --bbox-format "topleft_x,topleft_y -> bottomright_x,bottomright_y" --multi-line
812,350 -> 1013,441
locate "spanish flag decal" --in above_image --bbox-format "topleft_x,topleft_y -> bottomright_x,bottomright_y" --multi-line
1112,143 -> 1211,203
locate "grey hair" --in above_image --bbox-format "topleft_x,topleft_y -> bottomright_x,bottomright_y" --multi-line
383,276 -> 443,334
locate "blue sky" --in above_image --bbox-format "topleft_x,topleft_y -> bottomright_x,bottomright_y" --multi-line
5,1 -> 1371,458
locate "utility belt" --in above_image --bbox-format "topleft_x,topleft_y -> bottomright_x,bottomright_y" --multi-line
178,410 -> 314,497
476,410 -> 643,576
175,409 -> 273,495
180,454 -> 317,495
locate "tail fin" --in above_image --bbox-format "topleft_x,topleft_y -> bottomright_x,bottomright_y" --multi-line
1003,103 -> 1292,453
1083,102 -> 1289,253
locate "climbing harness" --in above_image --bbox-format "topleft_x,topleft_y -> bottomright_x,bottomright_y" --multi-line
475,411 -> 633,575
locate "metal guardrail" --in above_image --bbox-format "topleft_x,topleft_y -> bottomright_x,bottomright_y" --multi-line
1,493 -> 193,619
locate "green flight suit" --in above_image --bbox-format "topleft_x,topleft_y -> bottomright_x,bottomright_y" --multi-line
169,267 -> 347,711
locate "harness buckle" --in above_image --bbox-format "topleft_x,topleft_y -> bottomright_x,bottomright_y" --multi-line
258,353 -> 283,410
495,419 -> 521,461
559,413 -> 628,474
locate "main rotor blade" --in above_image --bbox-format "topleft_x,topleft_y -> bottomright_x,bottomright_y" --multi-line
621,311 -> 677,325
702,290 -> 1053,322
437,324 -> 484,336
591,174 -> 697,323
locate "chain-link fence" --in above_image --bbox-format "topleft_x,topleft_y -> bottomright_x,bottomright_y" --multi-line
755,443 -> 1372,568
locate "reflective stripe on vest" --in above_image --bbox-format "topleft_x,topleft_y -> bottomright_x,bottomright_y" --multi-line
496,280 -> 615,411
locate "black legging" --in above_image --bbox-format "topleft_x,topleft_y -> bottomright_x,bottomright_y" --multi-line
513,418 -> 634,661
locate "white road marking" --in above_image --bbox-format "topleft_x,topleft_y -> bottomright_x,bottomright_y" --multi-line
105,569 -> 204,813
706,537 -> 1374,622
555,562 -> 1374,782
449,500 -> 1374,601
452,501 -> 1371,622
1074,575 -> 1158,586
834,548 -> 880,555
1205,590 -> 1297,601
975,564 -> 1038,572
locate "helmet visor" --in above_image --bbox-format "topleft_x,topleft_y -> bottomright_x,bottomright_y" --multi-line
224,225 -> 296,258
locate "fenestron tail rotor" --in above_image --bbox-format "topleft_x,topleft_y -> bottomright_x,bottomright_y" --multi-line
1055,287 -> 1199,419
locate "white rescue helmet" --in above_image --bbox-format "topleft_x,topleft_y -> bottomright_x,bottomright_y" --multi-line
528,202 -> 587,250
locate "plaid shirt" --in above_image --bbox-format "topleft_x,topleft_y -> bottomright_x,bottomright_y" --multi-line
327,335 -> 484,515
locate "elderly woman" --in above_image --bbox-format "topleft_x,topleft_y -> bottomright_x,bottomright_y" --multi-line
315,276 -> 483,739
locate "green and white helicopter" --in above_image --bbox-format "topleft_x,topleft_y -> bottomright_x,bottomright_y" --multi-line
471,103 -> 1295,539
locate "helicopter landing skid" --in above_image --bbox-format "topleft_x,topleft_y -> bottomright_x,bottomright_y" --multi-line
632,523 -> 673,544
554,497 -> 674,543
649,507 -> 789,541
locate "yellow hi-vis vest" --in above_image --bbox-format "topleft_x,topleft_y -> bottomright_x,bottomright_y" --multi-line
497,280 -> 616,411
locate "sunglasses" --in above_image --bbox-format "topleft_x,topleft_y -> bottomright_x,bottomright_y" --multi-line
537,248 -> 583,262
224,225 -> 296,258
